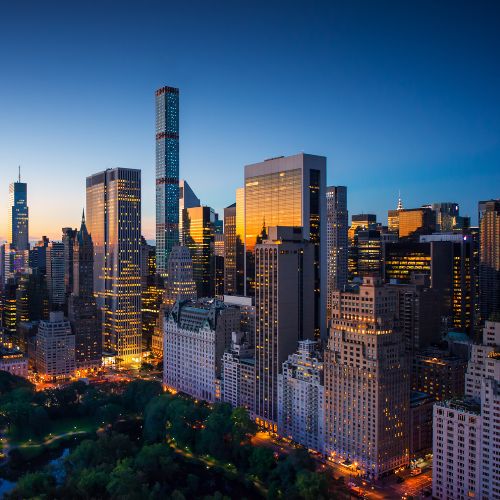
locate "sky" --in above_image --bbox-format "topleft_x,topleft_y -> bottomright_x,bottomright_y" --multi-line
0,0 -> 499,241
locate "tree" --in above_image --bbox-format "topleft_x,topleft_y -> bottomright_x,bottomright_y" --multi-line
230,407 -> 256,444
96,403 -> 123,424
134,444 -> 177,485
106,458 -> 146,499
248,447 -> 276,481
296,471 -> 328,500
143,395 -> 171,443
122,380 -> 162,413
0,371 -> 33,396
74,468 -> 109,499
5,472 -> 55,499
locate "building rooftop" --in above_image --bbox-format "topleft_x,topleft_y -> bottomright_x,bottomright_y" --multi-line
436,398 -> 480,415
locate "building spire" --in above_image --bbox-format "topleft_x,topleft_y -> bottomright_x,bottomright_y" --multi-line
81,208 -> 86,225
397,190 -> 403,211
18,165 -> 21,183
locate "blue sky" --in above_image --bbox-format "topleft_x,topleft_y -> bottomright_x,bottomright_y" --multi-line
0,0 -> 499,240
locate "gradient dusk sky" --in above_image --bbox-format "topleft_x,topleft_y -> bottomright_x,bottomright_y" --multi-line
1,1 -> 499,241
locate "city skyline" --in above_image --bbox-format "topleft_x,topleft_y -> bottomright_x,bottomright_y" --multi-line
1,1 -> 500,241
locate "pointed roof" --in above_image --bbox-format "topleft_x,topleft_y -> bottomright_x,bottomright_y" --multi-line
76,208 -> 91,245
397,191 -> 404,211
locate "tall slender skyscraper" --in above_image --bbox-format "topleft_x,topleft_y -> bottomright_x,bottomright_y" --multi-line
46,242 -> 65,309
9,168 -> 29,251
155,85 -> 180,275
86,168 -> 141,365
326,186 -> 348,319
479,200 -> 500,324
244,153 -> 326,339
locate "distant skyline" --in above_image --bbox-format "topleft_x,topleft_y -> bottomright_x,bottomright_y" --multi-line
1,1 -> 499,241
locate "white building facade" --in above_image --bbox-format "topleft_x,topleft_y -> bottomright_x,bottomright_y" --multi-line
433,320 -> 500,500
163,298 -> 240,402
278,340 -> 324,453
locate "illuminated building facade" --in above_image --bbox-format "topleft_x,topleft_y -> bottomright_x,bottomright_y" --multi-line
184,206 -> 215,298
387,193 -> 404,234
278,340 -> 325,453
433,321 -> 500,500
156,85 -> 180,275
221,331 -> 255,413
36,311 -> 75,380
46,241 -> 65,308
9,171 -> 29,251
86,167 -> 142,364
478,200 -> 500,323
224,195 -> 245,296
68,212 -> 102,369
244,153 -> 326,339
140,238 -> 163,352
254,227 -> 315,429
397,207 -> 435,239
412,347 -> 467,401
326,186 -> 348,319
324,277 -> 410,479
0,346 -> 28,378
179,179 -> 200,245
163,298 -> 240,402
62,227 -> 77,303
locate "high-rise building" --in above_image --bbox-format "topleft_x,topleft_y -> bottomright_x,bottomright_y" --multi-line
244,153 -> 326,339
429,202 -> 460,232
397,207 -> 435,239
9,169 -> 29,251
155,85 -> 180,275
326,186 -> 348,319
478,200 -> 500,323
163,298 -> 240,402
324,277 -> 410,479
86,168 -> 141,365
36,311 -> 75,380
223,195 -> 245,296
254,227 -> 315,429
46,242 -> 65,308
412,347 -> 467,401
179,179 -> 200,245
387,193 -> 404,234
384,235 -> 476,334
184,206 -> 215,298
278,340 -> 325,453
221,331 -> 255,414
433,321 -> 500,500
68,212 -> 102,369
387,278 -> 442,351
62,227 -> 77,304
139,238 -> 163,352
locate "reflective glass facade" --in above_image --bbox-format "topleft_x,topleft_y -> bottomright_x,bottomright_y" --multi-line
155,86 -> 179,275
244,153 -> 326,339
9,181 -> 29,251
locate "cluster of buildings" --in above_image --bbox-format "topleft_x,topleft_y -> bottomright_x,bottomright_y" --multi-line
0,84 -> 499,497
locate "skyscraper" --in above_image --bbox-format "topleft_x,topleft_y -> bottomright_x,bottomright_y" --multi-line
254,227 -> 315,429
155,85 -> 180,275
244,153 -> 326,339
324,277 -> 410,479
179,179 -> 200,245
398,207 -> 436,239
86,168 -> 141,365
478,200 -> 500,323
9,169 -> 29,252
326,186 -> 348,319
68,211 -> 102,369
46,241 -> 65,308
62,227 -> 77,304
184,206 -> 215,298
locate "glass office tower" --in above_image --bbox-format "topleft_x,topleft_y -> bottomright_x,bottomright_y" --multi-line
9,173 -> 29,251
86,168 -> 142,365
244,153 -> 326,339
155,85 -> 180,275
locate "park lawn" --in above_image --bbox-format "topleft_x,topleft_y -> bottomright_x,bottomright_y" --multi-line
10,416 -> 98,448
